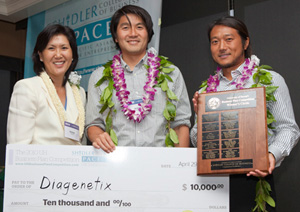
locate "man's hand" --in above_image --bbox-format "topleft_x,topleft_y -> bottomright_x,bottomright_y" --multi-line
92,132 -> 116,153
192,91 -> 200,114
88,126 -> 116,153
246,153 -> 276,177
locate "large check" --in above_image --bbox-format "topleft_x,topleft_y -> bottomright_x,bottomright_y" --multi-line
4,145 -> 229,212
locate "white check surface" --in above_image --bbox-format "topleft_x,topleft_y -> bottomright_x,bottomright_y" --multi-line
4,145 -> 229,212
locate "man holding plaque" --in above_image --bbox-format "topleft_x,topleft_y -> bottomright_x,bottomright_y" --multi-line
85,5 -> 191,153
190,16 -> 300,211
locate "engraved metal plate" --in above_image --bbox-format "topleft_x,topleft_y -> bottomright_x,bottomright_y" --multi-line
205,90 -> 257,112
221,111 -> 238,120
221,121 -> 239,130
202,141 -> 219,150
221,149 -> 240,158
202,123 -> 219,132
211,159 -> 253,170
202,131 -> 219,141
202,114 -> 219,123
221,130 -> 239,139
222,139 -> 239,148
202,150 -> 220,160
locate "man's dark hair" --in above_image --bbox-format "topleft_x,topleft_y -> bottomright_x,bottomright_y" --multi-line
32,24 -> 78,86
208,16 -> 252,58
110,5 -> 154,50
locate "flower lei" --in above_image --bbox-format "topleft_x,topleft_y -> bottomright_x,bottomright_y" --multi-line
96,47 -> 179,146
205,55 -> 259,92
110,50 -> 159,122
200,55 -> 278,212
40,71 -> 85,140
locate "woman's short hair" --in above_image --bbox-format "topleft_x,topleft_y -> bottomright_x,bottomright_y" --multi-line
32,24 -> 78,86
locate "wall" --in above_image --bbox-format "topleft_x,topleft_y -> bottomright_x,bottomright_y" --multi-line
0,21 -> 26,59
159,0 -> 300,211
0,21 -> 25,166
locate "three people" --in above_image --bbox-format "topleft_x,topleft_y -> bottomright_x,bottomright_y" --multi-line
7,24 -> 86,145
6,6 -> 300,211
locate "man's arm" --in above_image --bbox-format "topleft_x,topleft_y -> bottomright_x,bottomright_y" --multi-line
169,66 -> 192,147
247,72 -> 300,177
174,125 -> 190,147
266,72 -> 300,167
85,68 -> 116,153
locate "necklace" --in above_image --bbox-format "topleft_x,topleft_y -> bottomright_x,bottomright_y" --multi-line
40,71 -> 85,140
96,47 -> 179,146
206,55 -> 260,92
111,49 -> 160,122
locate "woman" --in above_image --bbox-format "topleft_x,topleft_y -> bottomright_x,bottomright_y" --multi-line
7,24 -> 86,145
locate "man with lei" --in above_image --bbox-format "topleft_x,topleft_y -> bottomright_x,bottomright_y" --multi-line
190,16 -> 299,211
85,5 -> 191,153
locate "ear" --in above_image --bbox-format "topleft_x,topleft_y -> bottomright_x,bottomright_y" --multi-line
38,52 -> 43,62
244,37 -> 250,50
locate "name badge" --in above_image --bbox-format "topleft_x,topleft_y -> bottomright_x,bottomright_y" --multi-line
64,121 -> 79,141
128,98 -> 143,112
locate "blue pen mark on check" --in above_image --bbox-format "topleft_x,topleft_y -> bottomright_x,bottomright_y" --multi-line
82,156 -> 107,162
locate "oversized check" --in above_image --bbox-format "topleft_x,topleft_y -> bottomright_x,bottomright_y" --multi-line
4,145 -> 229,212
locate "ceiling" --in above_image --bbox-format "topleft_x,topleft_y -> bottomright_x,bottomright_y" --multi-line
0,0 -> 269,25
0,0 -> 69,23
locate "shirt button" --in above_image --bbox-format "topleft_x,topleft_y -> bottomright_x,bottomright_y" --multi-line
137,131 -> 140,134
136,91 -> 139,94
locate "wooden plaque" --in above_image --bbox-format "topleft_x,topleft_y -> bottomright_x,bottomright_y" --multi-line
197,87 -> 269,175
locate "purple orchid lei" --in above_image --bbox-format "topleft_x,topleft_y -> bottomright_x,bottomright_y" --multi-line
206,55 -> 260,92
111,48 -> 161,123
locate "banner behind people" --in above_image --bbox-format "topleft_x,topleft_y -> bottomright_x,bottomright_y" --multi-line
24,0 -> 162,90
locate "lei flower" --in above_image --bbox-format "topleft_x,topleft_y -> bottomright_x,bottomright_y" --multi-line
40,71 -> 85,140
200,55 -> 278,211
96,47 -> 179,146
110,48 -> 160,122
205,55 -> 259,92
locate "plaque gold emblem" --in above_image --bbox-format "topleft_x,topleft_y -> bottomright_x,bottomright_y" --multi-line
223,149 -> 237,158
222,112 -> 238,120
223,130 -> 237,139
204,150 -> 217,159
203,142 -> 218,149
203,114 -> 218,122
224,139 -> 236,148
204,123 -> 217,131
206,133 -> 216,140
223,121 -> 236,129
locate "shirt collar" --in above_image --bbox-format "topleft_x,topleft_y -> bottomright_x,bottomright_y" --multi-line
120,52 -> 147,72
218,61 -> 246,80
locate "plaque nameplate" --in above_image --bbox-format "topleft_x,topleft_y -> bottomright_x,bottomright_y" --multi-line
203,141 -> 220,150
197,87 -> 269,175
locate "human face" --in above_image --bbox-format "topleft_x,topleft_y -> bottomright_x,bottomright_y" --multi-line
115,14 -> 148,59
39,34 -> 73,81
210,25 -> 249,74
